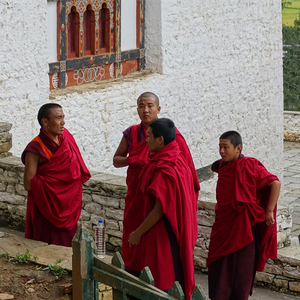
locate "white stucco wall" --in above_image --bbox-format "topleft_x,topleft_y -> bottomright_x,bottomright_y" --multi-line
0,1 -> 49,149
0,0 -> 283,182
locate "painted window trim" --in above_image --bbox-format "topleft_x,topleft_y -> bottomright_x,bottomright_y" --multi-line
47,0 -> 145,89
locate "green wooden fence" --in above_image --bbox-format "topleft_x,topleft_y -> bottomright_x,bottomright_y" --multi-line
72,224 -> 206,300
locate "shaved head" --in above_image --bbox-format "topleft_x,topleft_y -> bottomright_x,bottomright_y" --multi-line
137,92 -> 159,106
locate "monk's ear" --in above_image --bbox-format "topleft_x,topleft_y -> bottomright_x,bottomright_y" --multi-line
41,118 -> 48,128
236,144 -> 242,153
159,136 -> 164,146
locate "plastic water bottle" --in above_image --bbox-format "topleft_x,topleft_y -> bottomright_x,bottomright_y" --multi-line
95,219 -> 106,258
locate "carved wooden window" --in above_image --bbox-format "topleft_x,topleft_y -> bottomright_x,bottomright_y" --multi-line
47,0 -> 145,89
83,4 -> 95,55
67,6 -> 80,58
99,3 -> 110,53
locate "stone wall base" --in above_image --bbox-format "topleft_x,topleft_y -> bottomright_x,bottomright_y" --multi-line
0,122 -> 298,294
254,252 -> 300,297
284,111 -> 300,142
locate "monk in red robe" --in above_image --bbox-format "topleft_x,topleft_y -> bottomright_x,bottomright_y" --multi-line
207,131 -> 281,300
22,103 -> 91,247
127,118 -> 198,299
113,92 -> 199,296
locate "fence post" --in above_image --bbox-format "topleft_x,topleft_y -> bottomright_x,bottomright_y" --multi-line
72,223 -> 99,300
140,266 -> 154,286
111,252 -> 126,300
191,285 -> 206,300
168,281 -> 185,300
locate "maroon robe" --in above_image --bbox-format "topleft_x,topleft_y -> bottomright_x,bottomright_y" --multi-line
207,156 -> 279,299
121,123 -> 200,274
22,128 -> 91,246
138,140 -> 198,299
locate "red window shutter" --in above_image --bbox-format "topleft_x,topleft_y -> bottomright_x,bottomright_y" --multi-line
84,4 -> 95,55
68,6 -> 80,58
99,3 -> 110,53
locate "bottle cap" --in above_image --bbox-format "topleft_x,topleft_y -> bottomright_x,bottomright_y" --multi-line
98,219 -> 103,223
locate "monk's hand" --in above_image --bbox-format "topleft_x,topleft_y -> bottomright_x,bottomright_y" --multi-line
128,231 -> 142,247
265,210 -> 275,226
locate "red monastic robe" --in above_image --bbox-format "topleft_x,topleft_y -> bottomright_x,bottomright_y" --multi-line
121,123 -> 199,297
138,140 -> 198,299
207,157 -> 279,271
22,128 -> 91,246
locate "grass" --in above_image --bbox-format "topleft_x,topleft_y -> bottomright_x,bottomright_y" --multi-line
41,264 -> 69,280
282,0 -> 300,26
1,250 -> 68,280
8,249 -> 38,264
35,258 -> 69,280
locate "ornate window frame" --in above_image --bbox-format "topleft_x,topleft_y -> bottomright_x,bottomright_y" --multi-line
47,0 -> 145,89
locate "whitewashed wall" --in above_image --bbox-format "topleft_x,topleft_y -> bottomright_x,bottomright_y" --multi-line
0,0 -> 284,183
0,1 -> 49,152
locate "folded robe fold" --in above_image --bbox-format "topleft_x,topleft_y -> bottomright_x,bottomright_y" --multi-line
137,141 -> 198,299
207,156 -> 278,272
122,123 -> 200,274
22,128 -> 91,244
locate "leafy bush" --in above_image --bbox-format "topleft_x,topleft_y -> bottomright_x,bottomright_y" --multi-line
8,249 -> 38,264
283,23 -> 300,110
42,264 -> 69,280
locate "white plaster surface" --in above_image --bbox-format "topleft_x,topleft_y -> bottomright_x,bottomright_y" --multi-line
46,1 -> 57,63
121,0 -> 137,51
0,0 -> 284,183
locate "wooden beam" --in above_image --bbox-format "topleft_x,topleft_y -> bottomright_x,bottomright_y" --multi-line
59,1 -> 66,88
121,49 -> 140,61
115,0 -> 121,77
92,266 -> 178,300
72,224 -> 99,300
139,0 -> 145,69
111,252 -> 126,300
93,254 -> 164,293
49,49 -> 139,74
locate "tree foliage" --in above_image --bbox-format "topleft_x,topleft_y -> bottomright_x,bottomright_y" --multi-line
282,0 -> 292,10
283,21 -> 300,111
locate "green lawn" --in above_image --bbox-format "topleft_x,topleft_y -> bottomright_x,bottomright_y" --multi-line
282,0 -> 300,26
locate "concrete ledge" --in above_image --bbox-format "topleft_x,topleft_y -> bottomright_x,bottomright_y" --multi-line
0,154 -> 298,294
0,231 -> 73,270
0,229 -> 113,271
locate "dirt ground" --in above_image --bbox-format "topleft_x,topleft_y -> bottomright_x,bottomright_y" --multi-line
0,256 -> 72,300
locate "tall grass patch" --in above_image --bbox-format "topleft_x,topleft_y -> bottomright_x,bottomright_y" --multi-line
282,0 -> 300,26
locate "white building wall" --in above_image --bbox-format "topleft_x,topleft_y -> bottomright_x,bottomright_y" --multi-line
0,0 -> 49,151
0,0 -> 283,183
46,2 -> 57,63
121,0 -> 137,51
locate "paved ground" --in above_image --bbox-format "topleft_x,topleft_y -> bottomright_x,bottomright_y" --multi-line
283,141 -> 300,241
1,227 -> 299,300
1,141 -> 300,299
195,272 -> 300,300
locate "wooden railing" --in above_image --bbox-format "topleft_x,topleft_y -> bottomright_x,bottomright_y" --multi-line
72,224 -> 206,300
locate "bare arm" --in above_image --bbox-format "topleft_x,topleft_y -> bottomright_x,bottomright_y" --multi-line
128,198 -> 164,247
265,180 -> 281,226
24,152 -> 40,191
113,136 -> 129,168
